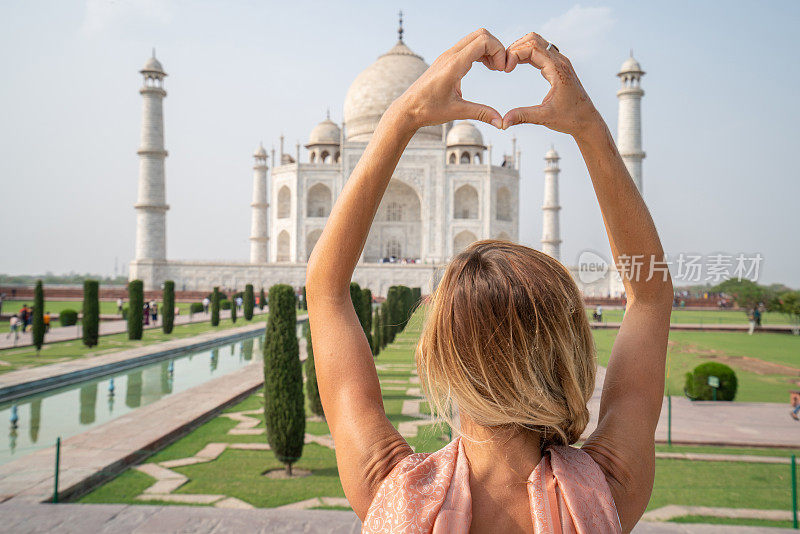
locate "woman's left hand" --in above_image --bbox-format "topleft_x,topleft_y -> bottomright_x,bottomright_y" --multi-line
391,28 -> 506,130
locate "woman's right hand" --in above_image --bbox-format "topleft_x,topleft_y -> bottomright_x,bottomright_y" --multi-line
502,32 -> 602,137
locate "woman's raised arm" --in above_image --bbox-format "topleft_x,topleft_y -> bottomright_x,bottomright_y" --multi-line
503,33 -> 673,531
305,29 -> 506,518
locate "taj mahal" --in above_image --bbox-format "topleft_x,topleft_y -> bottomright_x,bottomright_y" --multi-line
130,24 -> 644,297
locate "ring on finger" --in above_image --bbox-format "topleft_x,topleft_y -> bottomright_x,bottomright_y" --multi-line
546,42 -> 559,53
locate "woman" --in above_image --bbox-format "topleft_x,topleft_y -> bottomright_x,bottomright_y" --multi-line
306,29 -> 672,533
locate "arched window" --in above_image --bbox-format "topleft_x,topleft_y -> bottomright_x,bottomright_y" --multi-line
449,153 -> 457,164
453,230 -> 477,254
473,153 -> 482,164
309,152 -> 316,163
321,150 -> 330,164
460,151 -> 471,164
276,230 -> 291,262
386,238 -> 402,258
387,202 -> 403,222
335,151 -> 341,163
277,186 -> 291,219
306,183 -> 332,218
305,229 -> 323,261
496,186 -> 512,221
453,184 -> 479,219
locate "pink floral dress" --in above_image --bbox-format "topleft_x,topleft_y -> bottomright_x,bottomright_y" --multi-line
363,437 -> 621,534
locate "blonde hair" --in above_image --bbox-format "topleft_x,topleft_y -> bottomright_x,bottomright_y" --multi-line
416,240 -> 596,448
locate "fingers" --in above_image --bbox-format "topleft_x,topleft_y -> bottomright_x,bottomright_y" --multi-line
455,99 -> 503,129
447,29 -> 506,78
502,104 -> 549,129
505,32 -> 559,78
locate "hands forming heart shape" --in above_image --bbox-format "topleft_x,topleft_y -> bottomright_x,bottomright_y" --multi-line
394,29 -> 602,138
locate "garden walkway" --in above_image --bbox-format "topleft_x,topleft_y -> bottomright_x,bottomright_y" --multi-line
0,308 -> 267,350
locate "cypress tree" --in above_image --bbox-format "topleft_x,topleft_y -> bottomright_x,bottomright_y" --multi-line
361,288 -> 373,352
127,280 -> 144,340
263,284 -> 305,476
301,286 -> 307,310
259,287 -> 266,311
386,286 -> 401,342
372,307 -> 381,357
163,280 -> 175,334
381,301 -> 391,348
82,280 -> 100,347
231,297 -> 237,323
304,322 -> 324,417
211,287 -> 221,326
412,287 -> 422,307
244,284 -> 255,320
32,280 -> 45,353
399,286 -> 413,331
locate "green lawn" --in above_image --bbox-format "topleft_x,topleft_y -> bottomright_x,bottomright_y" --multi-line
669,516 -> 793,529
0,316 -> 265,374
587,308 -> 792,325
80,310 -> 798,526
593,329 -> 800,403
2,299 -> 195,316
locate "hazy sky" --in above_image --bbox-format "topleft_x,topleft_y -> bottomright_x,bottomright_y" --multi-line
1,1 -> 798,286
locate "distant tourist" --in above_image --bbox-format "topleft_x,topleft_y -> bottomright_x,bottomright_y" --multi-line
18,305 -> 29,333
791,402 -> 800,421
117,297 -> 124,315
43,311 -> 51,333
593,305 -> 603,322
151,301 -> 158,323
235,296 -> 243,311
6,314 -> 20,344
143,302 -> 150,325
754,306 -> 763,328
202,297 -> 210,314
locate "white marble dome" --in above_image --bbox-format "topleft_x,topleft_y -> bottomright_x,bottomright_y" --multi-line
308,118 -> 341,146
619,55 -> 643,74
141,56 -> 165,74
343,41 -> 439,142
253,144 -> 267,157
446,121 -> 484,147
545,146 -> 559,160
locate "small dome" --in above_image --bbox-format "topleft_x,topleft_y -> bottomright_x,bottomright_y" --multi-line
545,146 -> 559,160
446,121 -> 484,147
618,55 -> 643,75
308,119 -> 341,146
253,144 -> 267,157
141,55 -> 165,74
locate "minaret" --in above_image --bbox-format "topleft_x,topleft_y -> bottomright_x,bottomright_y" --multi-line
541,146 -> 562,261
616,52 -> 645,193
249,144 -> 269,264
135,51 -> 169,262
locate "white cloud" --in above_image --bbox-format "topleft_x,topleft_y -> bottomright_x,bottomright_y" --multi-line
540,5 -> 615,60
81,0 -> 172,35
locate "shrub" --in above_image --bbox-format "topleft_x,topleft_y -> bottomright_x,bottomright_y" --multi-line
127,280 -> 144,340
32,280 -> 45,352
372,307 -> 381,357
259,288 -> 266,310
163,280 -> 175,334
221,299 -> 232,311
190,302 -> 204,314
398,285 -> 413,331
207,291 -> 228,301
244,284 -> 255,321
685,362 -> 738,401
211,287 -> 220,327
82,280 -> 100,347
60,309 -> 79,327
263,284 -> 305,475
304,322 -> 324,417
412,287 -> 422,307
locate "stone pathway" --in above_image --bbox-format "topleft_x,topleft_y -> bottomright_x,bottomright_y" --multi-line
644,504 -> 799,523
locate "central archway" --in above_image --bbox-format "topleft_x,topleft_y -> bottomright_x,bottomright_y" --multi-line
364,180 -> 422,262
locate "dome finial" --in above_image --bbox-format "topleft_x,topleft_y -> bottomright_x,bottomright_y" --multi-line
398,10 -> 404,42
152,48 -> 156,59
630,48 -> 634,58
326,108 -> 330,120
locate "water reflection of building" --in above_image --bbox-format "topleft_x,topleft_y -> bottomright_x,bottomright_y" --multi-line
79,383 -> 98,425
29,399 -> 41,443
126,371 -> 143,409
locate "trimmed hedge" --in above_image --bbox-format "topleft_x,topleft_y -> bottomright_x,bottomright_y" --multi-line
259,288 -> 266,310
244,284 -> 255,321
211,287 -> 220,327
60,309 -> 79,327
82,280 -> 100,347
263,284 -> 305,475
163,280 -> 175,334
127,280 -> 144,340
304,322 -> 324,417
190,302 -> 204,314
32,280 -> 45,352
685,362 -> 738,401
220,299 -> 232,311
372,307 -> 382,357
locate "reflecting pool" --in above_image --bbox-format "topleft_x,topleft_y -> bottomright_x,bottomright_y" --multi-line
0,334 -> 264,465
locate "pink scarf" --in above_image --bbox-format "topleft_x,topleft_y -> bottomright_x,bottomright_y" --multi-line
363,437 -> 621,534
